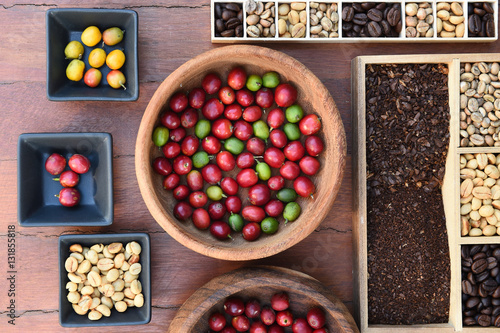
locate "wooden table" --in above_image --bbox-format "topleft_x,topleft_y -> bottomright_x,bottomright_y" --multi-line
1,1 -> 500,331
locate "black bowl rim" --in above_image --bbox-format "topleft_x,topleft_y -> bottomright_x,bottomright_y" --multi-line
58,233 -> 151,327
45,8 -> 139,101
17,132 -> 114,227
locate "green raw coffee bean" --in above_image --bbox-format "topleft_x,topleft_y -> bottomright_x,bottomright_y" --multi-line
228,214 -> 244,232
283,123 -> 301,140
262,71 -> 280,88
261,217 -> 279,234
277,188 -> 298,203
192,151 -> 210,169
283,202 -> 301,223
253,120 -> 270,140
224,137 -> 245,155
256,162 -> 271,181
206,185 -> 225,201
152,126 -> 169,147
195,119 -> 211,139
285,105 -> 304,123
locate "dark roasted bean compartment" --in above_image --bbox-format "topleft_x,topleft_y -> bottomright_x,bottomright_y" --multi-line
342,2 -> 402,37
461,244 -> 500,327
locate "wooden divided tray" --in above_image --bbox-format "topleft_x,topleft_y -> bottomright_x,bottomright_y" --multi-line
211,0 -> 498,43
352,53 -> 500,332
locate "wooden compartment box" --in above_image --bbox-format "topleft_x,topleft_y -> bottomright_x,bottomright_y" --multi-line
353,53 -> 500,332
212,0 -> 498,43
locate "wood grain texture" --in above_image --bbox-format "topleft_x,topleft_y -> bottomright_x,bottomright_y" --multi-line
136,45 -> 347,260
168,266 -> 359,332
1,0 -> 500,331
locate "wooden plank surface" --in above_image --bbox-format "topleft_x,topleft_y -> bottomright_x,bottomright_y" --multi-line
1,1 -> 500,332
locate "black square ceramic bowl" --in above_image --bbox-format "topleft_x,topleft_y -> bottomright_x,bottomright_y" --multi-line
46,8 -> 138,101
18,133 -> 113,226
59,233 -> 151,327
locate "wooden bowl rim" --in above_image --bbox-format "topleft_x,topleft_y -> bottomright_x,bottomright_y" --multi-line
167,266 -> 359,333
135,45 -> 346,260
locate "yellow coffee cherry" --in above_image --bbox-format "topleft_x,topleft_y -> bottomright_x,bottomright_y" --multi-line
106,49 -> 125,70
88,48 -> 106,68
66,59 -> 85,81
102,27 -> 124,46
81,26 -> 102,47
64,41 -> 84,59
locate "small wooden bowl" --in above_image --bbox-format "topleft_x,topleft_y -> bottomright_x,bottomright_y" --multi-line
135,45 -> 346,260
167,266 -> 359,332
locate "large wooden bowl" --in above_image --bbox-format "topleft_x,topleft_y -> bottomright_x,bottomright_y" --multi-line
167,266 -> 359,332
135,45 -> 346,260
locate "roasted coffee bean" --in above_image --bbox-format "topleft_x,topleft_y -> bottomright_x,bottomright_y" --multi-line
483,279 -> 499,292
222,9 -> 237,21
469,14 -> 482,34
492,267 -> 500,278
486,20 -> 495,37
468,272 -> 476,285
342,21 -> 353,31
463,279 -> 474,294
482,307 -> 493,315
367,8 -> 383,22
493,286 -> 500,298
482,297 -> 492,307
478,314 -> 492,326
215,4 -> 222,18
367,21 -> 382,36
471,245 -> 483,256
235,25 -> 243,37
474,7 -> 486,16
464,316 -> 476,325
494,298 -> 500,306
473,252 -> 487,261
463,246 -> 471,259
216,19 -> 225,32
387,7 -> 401,26
226,17 -> 241,29
380,20 -> 391,35
353,13 -> 368,25
477,271 -> 491,283
495,315 -> 500,327
467,296 -> 481,308
352,2 -> 363,12
342,6 -> 354,21
225,3 -> 240,12
484,2 -> 494,13
361,2 -> 376,10
488,257 -> 498,269
493,306 -> 500,316
221,29 -> 234,37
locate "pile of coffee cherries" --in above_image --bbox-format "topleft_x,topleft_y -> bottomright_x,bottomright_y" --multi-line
45,153 -> 91,207
152,68 -> 323,241
208,292 -> 328,332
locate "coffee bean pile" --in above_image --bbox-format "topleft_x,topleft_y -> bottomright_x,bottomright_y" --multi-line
462,244 -> 500,327
468,2 -> 495,38
342,2 -> 402,37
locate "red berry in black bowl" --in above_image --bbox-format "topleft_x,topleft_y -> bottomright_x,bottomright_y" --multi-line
56,187 -> 81,207
68,154 -> 90,174
54,170 -> 79,188
45,153 -> 66,175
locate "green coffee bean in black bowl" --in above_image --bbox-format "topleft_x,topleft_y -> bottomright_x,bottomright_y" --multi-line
341,2 -> 402,37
